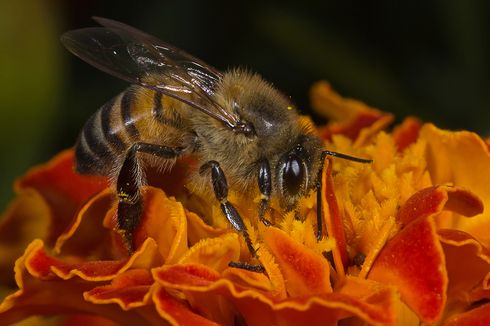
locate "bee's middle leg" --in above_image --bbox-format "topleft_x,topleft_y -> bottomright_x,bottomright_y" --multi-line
117,142 -> 185,253
200,160 -> 258,257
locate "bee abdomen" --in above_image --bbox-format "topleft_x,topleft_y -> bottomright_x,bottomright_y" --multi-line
152,91 -> 185,129
75,96 -> 127,175
75,87 -> 189,176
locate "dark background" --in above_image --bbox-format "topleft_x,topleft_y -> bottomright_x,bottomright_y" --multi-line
1,0 -> 489,210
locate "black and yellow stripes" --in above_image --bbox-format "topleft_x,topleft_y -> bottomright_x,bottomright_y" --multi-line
76,97 -> 121,174
100,97 -> 125,152
120,90 -> 140,139
152,92 -> 166,124
151,90 -> 184,129
74,86 -> 190,176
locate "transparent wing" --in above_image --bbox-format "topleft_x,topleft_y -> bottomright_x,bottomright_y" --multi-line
93,17 -> 222,96
61,17 -> 240,129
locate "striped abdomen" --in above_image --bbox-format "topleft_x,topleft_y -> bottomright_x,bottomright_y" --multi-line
75,86 -> 189,176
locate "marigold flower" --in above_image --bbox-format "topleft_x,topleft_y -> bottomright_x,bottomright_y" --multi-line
1,81 -> 490,325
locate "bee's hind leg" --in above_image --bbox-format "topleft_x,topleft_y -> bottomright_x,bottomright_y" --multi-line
116,142 -> 185,253
200,160 -> 265,273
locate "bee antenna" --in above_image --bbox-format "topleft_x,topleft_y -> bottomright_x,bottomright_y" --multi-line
321,150 -> 372,163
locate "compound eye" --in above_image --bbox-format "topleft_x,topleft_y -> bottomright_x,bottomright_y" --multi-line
280,153 -> 306,197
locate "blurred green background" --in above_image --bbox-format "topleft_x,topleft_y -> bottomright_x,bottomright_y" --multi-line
1,0 -> 489,210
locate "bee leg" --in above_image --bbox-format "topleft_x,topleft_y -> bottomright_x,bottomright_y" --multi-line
316,151 -> 373,241
316,179 -> 323,241
117,142 -> 185,253
200,160 -> 258,258
258,158 -> 272,226
228,261 -> 265,273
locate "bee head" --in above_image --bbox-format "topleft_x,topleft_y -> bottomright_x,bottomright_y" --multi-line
275,134 -> 323,209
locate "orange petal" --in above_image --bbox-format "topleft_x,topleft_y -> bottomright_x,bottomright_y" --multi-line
59,314 -> 120,326
186,209 -> 228,247
392,117 -> 422,152
310,81 -> 393,144
256,246 -> 287,299
84,269 -> 153,309
0,189 -> 51,284
421,124 -> 490,245
369,217 -> 447,323
153,286 -> 220,326
153,263 -> 221,287
154,264 -> 234,325
443,302 -> 490,326
217,244 -> 287,300
336,276 -> 399,324
132,187 -> 188,264
155,263 -> 397,326
398,185 -> 483,226
268,291 -> 396,326
336,275 -> 393,301
26,238 -> 160,282
438,229 -> 490,304
54,188 -> 114,257
0,240 -> 158,325
223,267 -> 272,293
322,158 -> 348,276
14,150 -> 108,244
16,149 -> 108,204
178,233 -> 240,273
263,227 -> 332,297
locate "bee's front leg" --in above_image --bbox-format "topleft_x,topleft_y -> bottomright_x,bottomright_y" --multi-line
316,150 -> 373,241
116,142 -> 185,253
257,158 -> 272,226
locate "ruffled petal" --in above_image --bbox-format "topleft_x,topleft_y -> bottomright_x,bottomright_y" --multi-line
16,150 -> 108,206
443,302 -> 490,326
153,286 -> 220,326
54,188 -> 114,258
154,263 -> 398,326
59,314 -> 121,326
421,124 -> 490,245
438,229 -> 490,307
131,187 -> 189,264
263,226 -> 332,297
186,209 -> 228,246
0,189 -> 51,284
15,150 -> 108,243
321,158 -> 348,276
398,185 -> 483,226
392,117 -> 422,152
0,240 -> 159,325
153,264 -> 235,325
238,246 -> 287,300
27,238 -> 159,282
0,151 -> 110,282
84,269 -> 154,309
310,81 -> 393,145
178,233 -> 240,273
369,217 -> 447,324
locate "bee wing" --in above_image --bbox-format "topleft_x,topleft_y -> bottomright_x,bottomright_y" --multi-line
61,17 -> 240,129
93,17 -> 222,95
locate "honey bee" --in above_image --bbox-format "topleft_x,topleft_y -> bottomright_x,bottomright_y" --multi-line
62,18 -> 371,268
